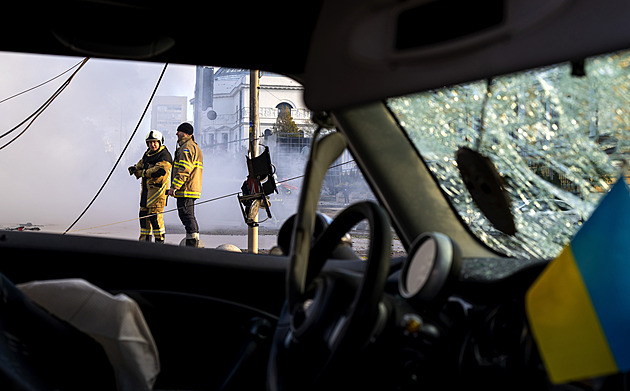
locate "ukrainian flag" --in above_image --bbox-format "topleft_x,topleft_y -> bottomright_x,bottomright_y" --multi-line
526,176 -> 630,383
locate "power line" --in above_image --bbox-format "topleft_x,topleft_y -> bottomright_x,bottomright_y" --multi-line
0,58 -> 90,150
63,160 -> 355,234
63,175 -> 302,234
0,58 -> 87,105
63,63 -> 169,234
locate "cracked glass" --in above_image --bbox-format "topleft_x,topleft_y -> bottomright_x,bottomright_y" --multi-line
387,50 -> 630,259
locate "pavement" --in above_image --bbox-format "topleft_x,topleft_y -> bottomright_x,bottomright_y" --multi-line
76,223 -> 279,252
2,221 -> 276,252
3,218 -> 405,257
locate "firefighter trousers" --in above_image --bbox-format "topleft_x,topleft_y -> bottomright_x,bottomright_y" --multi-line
139,206 -> 165,242
176,197 -> 199,235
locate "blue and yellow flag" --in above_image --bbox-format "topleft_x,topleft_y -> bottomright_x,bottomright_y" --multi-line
526,176 -> 630,384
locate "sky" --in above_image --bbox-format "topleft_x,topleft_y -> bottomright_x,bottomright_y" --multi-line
0,51 -> 200,232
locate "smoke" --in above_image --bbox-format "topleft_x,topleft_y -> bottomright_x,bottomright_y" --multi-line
189,143 -> 306,233
0,52 -> 196,231
0,51 -> 313,236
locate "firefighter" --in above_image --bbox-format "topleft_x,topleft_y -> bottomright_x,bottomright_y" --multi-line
167,122 -> 203,247
128,130 -> 173,243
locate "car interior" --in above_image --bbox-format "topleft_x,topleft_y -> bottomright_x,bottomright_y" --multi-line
2,0 -> 630,390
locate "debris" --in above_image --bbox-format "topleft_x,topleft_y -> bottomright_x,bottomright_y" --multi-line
4,222 -> 42,231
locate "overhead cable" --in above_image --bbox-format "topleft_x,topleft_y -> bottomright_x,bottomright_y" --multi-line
63,160 -> 353,234
0,58 -> 90,150
63,63 -> 169,235
0,58 -> 87,105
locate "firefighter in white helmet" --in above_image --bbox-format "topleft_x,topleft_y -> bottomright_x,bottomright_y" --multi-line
128,130 -> 173,242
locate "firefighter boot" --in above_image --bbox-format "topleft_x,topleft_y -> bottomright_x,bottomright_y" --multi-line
185,233 -> 200,247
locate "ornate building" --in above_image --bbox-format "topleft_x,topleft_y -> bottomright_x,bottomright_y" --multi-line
192,67 -> 316,155
191,67 -> 357,210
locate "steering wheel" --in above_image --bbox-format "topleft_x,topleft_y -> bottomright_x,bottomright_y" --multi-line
267,201 -> 392,391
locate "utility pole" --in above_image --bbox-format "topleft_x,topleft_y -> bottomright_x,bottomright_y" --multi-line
248,69 -> 260,253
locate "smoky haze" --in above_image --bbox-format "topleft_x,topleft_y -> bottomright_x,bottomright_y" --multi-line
0,52 -> 293,236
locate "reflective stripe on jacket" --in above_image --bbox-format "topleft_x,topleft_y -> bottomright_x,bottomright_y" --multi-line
171,135 -> 203,198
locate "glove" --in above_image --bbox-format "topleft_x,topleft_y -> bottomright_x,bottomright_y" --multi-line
128,166 -> 136,175
150,168 -> 166,178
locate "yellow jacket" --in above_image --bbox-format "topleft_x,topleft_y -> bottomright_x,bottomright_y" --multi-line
132,145 -> 172,209
171,135 -> 203,198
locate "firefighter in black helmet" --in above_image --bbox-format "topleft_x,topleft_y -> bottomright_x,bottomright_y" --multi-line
128,130 -> 173,243
167,122 -> 203,247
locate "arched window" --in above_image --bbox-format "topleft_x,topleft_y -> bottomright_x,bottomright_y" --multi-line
276,102 -> 293,118
273,102 -> 300,136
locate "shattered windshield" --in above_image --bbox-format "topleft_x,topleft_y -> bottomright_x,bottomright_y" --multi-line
387,50 -> 630,259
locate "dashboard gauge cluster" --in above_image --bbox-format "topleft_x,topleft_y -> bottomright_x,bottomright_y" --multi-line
399,232 -> 462,304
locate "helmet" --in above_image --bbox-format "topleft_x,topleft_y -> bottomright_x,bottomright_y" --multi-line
145,130 -> 164,146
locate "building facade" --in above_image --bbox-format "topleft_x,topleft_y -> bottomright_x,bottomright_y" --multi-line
189,67 -> 359,210
192,67 -> 316,155
150,96 -> 188,148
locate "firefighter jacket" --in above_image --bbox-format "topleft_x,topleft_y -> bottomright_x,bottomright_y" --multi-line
132,145 -> 173,209
171,135 -> 203,198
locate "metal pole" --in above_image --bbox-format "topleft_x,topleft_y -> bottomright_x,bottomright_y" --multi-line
248,70 -> 260,253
